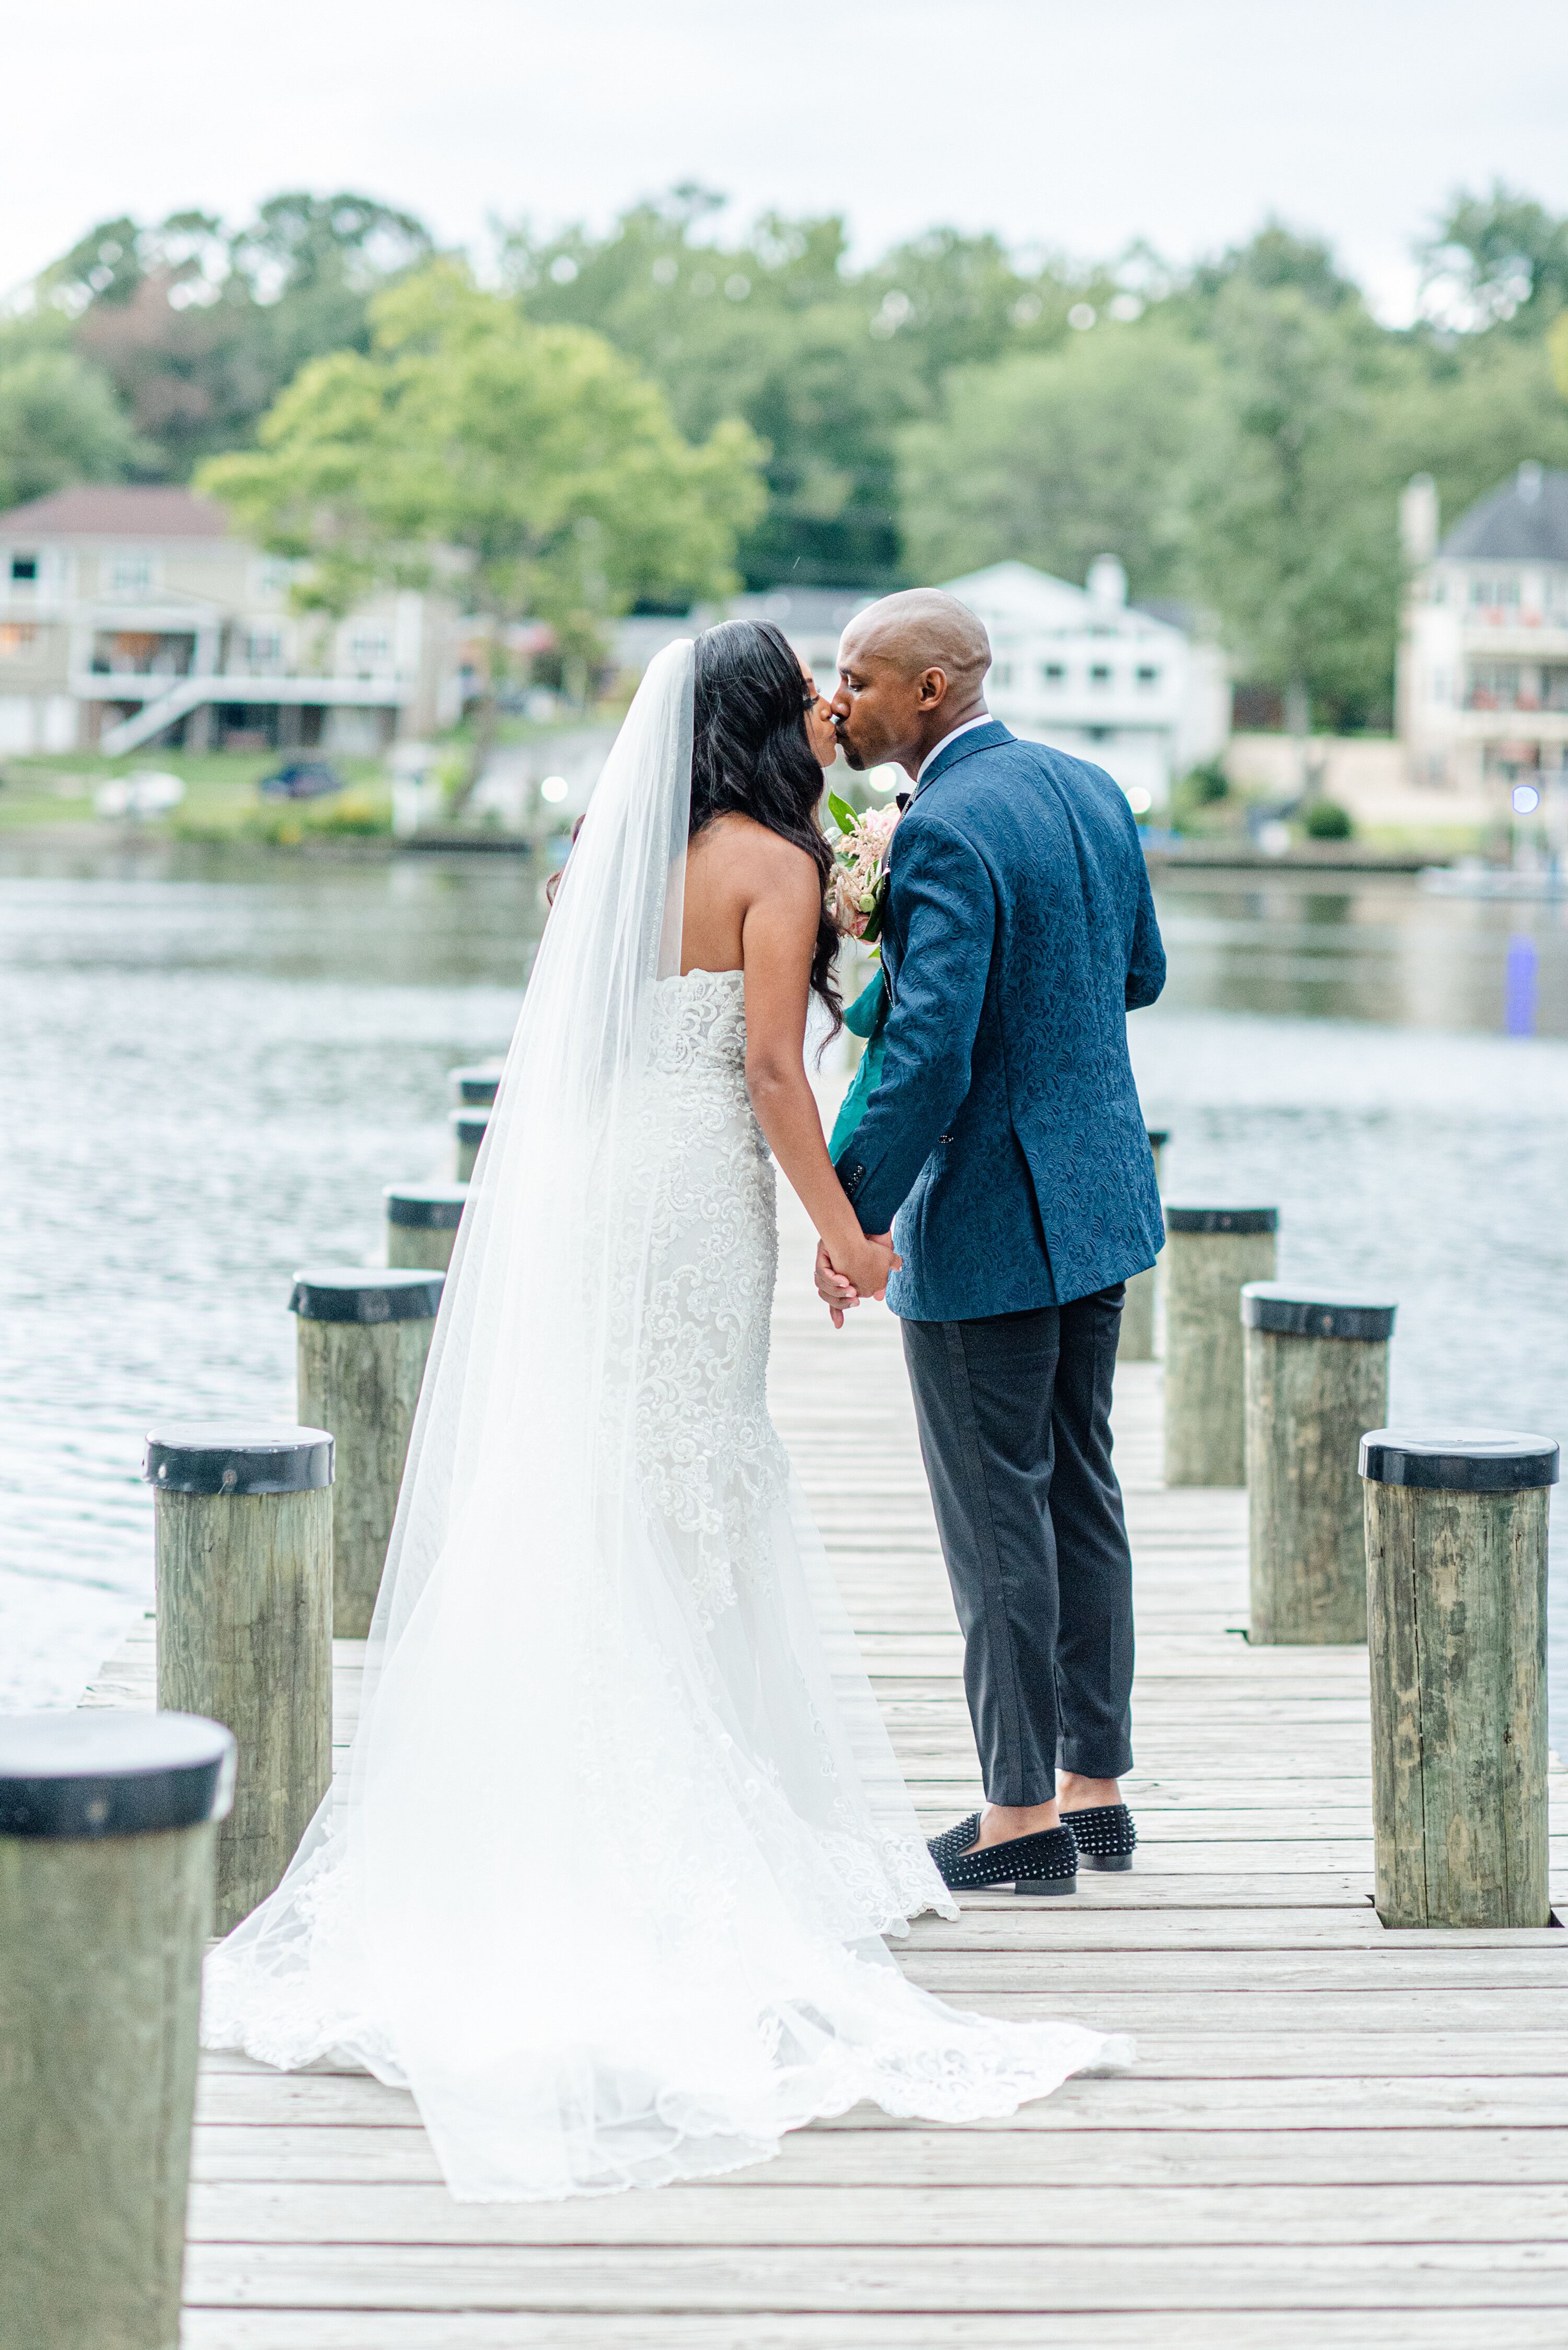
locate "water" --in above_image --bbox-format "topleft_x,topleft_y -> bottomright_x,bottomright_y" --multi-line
0,847 -> 1563,1745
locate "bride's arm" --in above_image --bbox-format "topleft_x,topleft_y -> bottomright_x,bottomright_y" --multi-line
740,840 -> 900,1303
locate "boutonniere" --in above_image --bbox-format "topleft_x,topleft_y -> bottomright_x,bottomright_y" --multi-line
826,793 -> 901,954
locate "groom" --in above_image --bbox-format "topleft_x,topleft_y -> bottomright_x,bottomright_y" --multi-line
818,590 -> 1166,1897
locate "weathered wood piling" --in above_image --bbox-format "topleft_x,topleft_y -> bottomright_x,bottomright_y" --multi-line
1162,1206 -> 1278,1486
145,1424 -> 332,1934
1243,1283 -> 1396,1643
1361,1426 -> 1558,1928
450,1105 -> 490,1181
291,1267 -> 443,1637
1118,1125 -> 1169,1362
0,1710 -> 234,2350
385,1179 -> 468,1271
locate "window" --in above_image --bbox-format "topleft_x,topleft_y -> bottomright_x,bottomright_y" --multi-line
1040,662 -> 1066,685
246,631 -> 284,668
1466,661 -> 1520,710
1470,575 -> 1520,609
0,623 -> 37,660
1135,664 -> 1160,687
9,554 -> 38,583
1543,666 -> 1568,713
348,630 -> 392,675
1089,663 -> 1113,687
993,661 -> 1014,688
106,552 -> 155,597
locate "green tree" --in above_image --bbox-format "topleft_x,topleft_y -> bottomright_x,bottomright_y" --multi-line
897,316 -> 1213,597
199,263 -> 765,787
1419,185 -> 1568,331
1186,281 -> 1406,742
1388,329 -> 1568,531
0,317 -> 146,509
40,195 -> 434,479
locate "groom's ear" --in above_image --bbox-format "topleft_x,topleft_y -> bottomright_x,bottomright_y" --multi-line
917,665 -> 951,709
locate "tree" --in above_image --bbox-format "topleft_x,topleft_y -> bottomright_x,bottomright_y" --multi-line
199,263 -> 765,787
1419,185 -> 1568,331
39,196 -> 435,479
897,316 -> 1213,598
0,317 -> 146,509
1186,282 -> 1406,744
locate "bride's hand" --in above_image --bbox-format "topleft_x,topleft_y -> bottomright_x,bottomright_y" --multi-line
824,1229 -> 901,1311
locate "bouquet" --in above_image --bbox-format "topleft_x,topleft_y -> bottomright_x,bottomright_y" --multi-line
826,792 -> 901,949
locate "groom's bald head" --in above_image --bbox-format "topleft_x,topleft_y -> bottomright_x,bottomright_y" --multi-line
842,590 -> 991,697
831,590 -> 991,776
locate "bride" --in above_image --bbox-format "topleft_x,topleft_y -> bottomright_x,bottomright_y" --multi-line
202,622 -> 1128,2201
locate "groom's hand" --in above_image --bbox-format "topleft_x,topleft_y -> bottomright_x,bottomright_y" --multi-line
815,1239 -> 857,1327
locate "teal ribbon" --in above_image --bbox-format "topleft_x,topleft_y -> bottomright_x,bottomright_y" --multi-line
828,967 -> 889,1159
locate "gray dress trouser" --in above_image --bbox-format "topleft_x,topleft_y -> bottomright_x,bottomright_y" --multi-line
901,1288 -> 1135,1807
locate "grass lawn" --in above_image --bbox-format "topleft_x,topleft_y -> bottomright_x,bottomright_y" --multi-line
0,748 -> 392,843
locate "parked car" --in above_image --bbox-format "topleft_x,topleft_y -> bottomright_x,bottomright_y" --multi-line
258,761 -> 344,800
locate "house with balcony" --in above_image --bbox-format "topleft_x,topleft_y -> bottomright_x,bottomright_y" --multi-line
0,485 -> 465,758
1398,463 -> 1568,794
933,559 -> 1228,809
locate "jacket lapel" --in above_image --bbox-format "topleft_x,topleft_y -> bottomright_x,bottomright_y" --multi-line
914,719 -> 1013,798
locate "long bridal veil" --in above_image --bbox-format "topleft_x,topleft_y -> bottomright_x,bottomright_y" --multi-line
202,639 -> 1128,2200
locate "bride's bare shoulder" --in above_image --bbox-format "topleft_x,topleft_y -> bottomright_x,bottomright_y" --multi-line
690,812 -> 818,899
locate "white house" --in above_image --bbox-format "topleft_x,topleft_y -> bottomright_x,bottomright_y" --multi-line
936,559 -> 1230,810
1398,463 -> 1568,798
0,485 -> 466,758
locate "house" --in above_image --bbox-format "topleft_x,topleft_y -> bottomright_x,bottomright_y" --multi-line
0,485 -> 465,758
1398,463 -> 1568,795
935,560 -> 1229,810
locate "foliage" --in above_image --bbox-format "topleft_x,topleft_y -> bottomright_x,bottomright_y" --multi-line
1417,184 -> 1568,330
1185,280 -> 1406,731
37,194 -> 434,479
497,191 -> 1102,588
0,315 -> 148,508
1303,798 -> 1354,839
199,264 -> 765,784
897,316 -> 1212,598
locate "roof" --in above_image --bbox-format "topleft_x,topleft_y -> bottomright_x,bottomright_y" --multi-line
0,485 -> 234,541
941,559 -> 1184,640
729,587 -> 880,635
1439,465 -> 1568,563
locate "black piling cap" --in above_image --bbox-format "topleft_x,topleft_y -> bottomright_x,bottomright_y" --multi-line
1146,1127 -> 1171,1149
289,1268 -> 444,1323
448,1106 -> 491,1141
144,1423 -> 335,1495
0,1711 -> 236,1840
1165,1205 -> 1278,1235
1359,1428 -> 1561,1493
450,1063 -> 502,1106
384,1182 -> 469,1231
1241,1283 -> 1397,1342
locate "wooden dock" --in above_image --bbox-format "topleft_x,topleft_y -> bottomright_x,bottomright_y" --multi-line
85,1180 -> 1568,2346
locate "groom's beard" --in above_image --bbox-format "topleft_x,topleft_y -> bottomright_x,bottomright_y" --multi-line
833,728 -> 867,771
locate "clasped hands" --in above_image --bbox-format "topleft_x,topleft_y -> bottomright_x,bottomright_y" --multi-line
814,1230 -> 901,1329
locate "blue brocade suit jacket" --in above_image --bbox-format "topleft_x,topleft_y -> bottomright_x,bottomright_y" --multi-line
833,720 -> 1167,1322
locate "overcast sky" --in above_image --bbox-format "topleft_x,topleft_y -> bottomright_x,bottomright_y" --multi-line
5,0 -> 1566,320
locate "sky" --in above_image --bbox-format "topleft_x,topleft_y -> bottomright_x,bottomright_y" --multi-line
4,0 -> 1566,320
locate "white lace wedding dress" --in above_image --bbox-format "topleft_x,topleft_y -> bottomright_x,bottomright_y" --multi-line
201,644 -> 1128,2201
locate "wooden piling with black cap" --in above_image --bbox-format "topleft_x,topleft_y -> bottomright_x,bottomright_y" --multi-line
1361,1426 -> 1558,1928
449,1061 -> 502,1107
1243,1283 -> 1397,1643
1118,1126 -> 1169,1363
145,1424 -> 332,1934
450,1104 -> 490,1182
291,1267 -> 443,1638
0,1710 -> 235,2350
385,1180 -> 468,1272
1162,1206 -> 1278,1486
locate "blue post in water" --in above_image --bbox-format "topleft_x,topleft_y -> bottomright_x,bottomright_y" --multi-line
1504,934 -> 1539,1036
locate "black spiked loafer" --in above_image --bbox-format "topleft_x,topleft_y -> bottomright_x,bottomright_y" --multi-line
927,1812 -> 1078,1897
1063,1802 -> 1137,1872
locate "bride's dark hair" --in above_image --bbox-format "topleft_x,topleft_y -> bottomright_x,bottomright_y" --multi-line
690,618 -> 841,1037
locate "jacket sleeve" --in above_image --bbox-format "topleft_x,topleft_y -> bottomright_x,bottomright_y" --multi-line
832,813 -> 994,1235
1125,844 -> 1166,1010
